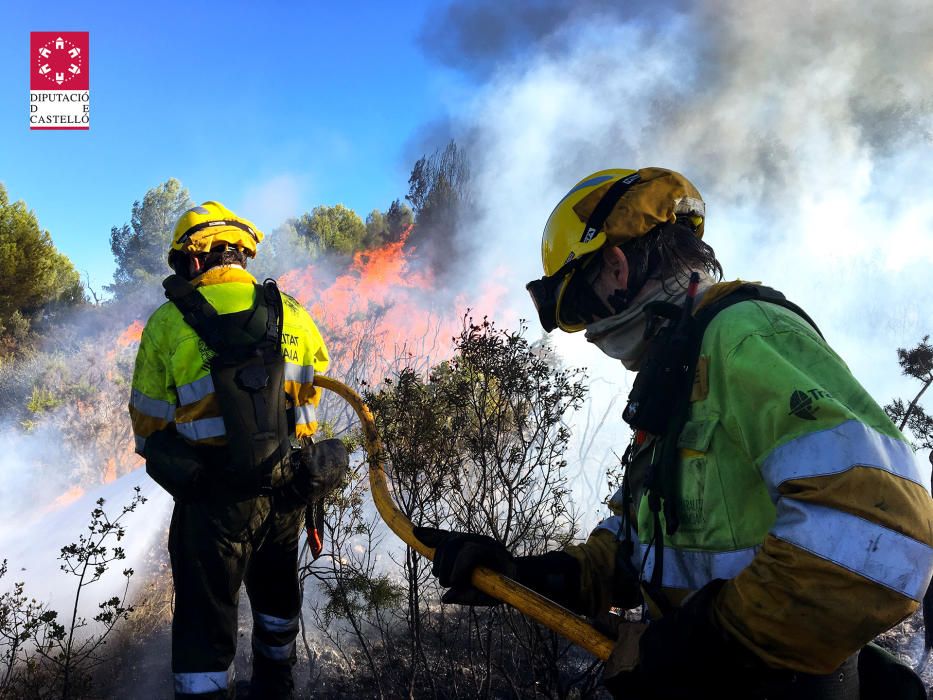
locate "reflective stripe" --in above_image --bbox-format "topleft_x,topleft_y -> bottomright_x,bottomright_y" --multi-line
762,420 -> 926,499
560,174 -> 615,203
295,402 -> 317,426
254,612 -> 300,635
174,663 -> 234,694
284,362 -> 315,384
134,434 -> 146,455
177,375 -> 215,406
596,514 -> 624,535
772,498 -> 933,600
176,416 -> 226,441
640,544 -> 759,591
253,637 -> 296,662
130,388 -> 175,421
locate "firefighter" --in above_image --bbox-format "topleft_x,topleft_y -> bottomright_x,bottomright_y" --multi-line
416,168 -> 933,698
129,202 -> 343,699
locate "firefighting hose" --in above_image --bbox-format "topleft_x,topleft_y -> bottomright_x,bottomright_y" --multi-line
314,375 -> 615,661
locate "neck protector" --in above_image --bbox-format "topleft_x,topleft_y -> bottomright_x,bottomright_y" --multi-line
584,271 -> 715,370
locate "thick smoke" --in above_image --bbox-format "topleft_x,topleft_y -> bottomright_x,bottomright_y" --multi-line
419,0 -> 933,523
0,468 -> 172,625
418,1 -> 692,77
3,0 -> 931,677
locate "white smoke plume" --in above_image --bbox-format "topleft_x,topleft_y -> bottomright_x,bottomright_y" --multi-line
0,468 -> 172,625
415,0 -> 933,525
3,0 -> 931,681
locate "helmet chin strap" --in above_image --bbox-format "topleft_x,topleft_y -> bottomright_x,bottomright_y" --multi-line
606,287 -> 632,314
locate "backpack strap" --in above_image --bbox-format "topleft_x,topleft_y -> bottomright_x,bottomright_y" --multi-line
692,284 -> 822,346
259,278 -> 284,354
626,281 -> 820,611
162,275 -> 227,352
163,275 -> 284,356
660,283 -> 822,534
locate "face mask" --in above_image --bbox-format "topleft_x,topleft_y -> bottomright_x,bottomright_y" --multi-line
584,302 -> 652,370
584,272 -> 714,370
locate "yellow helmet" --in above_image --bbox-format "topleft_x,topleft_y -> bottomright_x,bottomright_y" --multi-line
169,201 -> 264,262
527,167 -> 705,333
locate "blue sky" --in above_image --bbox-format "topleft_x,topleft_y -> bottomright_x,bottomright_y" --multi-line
1,1 -> 462,292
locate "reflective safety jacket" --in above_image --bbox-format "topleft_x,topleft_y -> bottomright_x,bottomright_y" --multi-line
565,283 -> 933,674
129,267 -> 329,455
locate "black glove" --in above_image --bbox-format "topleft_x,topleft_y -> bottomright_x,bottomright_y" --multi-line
144,427 -> 207,501
282,438 -> 349,509
509,551 -> 584,613
605,579 -> 761,699
414,528 -> 583,610
414,527 -> 516,606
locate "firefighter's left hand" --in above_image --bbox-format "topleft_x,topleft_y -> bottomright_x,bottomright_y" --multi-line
605,579 -> 762,698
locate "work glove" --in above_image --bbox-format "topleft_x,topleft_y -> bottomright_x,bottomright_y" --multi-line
285,438 -> 350,506
604,579 -> 760,700
286,439 -> 350,560
414,527 -> 516,606
414,528 -> 583,610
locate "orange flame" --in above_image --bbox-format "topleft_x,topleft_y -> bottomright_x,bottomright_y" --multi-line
47,485 -> 85,511
117,319 -> 144,347
279,227 -> 509,380
102,456 -> 118,484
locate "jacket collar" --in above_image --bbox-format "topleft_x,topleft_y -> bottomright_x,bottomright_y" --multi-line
192,265 -> 257,287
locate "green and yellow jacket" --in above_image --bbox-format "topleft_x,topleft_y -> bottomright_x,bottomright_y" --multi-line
566,282 -> 933,674
129,266 -> 329,454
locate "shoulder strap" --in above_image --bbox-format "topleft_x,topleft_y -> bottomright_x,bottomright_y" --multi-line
259,278 -> 284,356
162,275 -> 227,352
693,284 -> 823,343
658,283 -> 822,535
162,275 -> 283,356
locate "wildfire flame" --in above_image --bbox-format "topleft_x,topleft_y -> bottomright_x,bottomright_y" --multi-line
79,227 -> 509,510
117,319 -> 144,347
279,226 -> 509,380
46,485 -> 85,512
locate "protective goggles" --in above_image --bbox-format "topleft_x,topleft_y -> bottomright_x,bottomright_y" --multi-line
526,253 -> 606,333
527,172 -> 643,332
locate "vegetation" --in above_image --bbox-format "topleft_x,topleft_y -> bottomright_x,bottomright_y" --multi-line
298,317 -> 599,699
406,140 -> 472,273
107,178 -> 193,298
884,335 -> 933,672
0,489 -> 145,699
885,335 -> 933,460
0,185 -> 84,361
365,199 -> 414,248
2,142 -> 931,696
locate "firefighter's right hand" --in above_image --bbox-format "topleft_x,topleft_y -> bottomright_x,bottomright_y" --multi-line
413,527 -> 516,606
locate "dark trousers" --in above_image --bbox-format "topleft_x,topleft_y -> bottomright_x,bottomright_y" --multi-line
607,648 -> 926,700
168,494 -> 304,696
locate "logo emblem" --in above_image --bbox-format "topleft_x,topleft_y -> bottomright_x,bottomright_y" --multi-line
788,388 -> 832,420
29,32 -> 90,130
33,35 -> 84,87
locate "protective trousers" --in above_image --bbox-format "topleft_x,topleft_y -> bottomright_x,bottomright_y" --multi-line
168,491 -> 304,698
